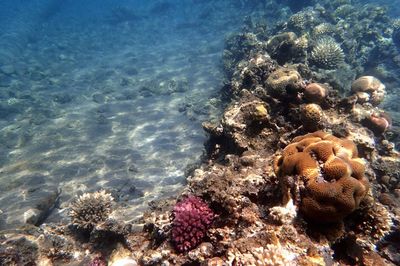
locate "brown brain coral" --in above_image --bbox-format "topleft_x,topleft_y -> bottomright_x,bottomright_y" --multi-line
273,131 -> 370,223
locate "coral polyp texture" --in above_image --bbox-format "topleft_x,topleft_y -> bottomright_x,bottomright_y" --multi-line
274,131 -> 370,223
300,103 -> 324,131
310,38 -> 344,69
69,190 -> 113,230
351,76 -> 386,106
171,196 -> 214,252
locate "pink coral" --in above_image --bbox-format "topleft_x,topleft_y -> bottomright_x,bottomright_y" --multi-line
171,196 -> 214,252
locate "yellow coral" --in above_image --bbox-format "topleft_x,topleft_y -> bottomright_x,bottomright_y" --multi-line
274,131 -> 370,223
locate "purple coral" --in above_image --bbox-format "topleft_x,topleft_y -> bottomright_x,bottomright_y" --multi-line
171,196 -> 214,252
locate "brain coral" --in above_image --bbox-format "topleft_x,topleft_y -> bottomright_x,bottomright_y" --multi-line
273,131 -> 370,223
171,196 -> 214,252
310,38 -> 344,69
265,68 -> 301,97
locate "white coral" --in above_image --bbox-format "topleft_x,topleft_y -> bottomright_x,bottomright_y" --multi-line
268,198 -> 297,225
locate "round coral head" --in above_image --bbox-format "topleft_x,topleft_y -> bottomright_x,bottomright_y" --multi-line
171,196 -> 214,252
304,83 -> 327,103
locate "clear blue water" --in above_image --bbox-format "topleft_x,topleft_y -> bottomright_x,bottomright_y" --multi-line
0,0 -> 265,229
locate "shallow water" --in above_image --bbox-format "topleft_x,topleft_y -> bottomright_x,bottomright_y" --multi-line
0,0 -> 262,228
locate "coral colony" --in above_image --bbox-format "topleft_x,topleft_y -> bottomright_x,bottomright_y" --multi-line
274,131 -> 370,223
171,196 -> 214,252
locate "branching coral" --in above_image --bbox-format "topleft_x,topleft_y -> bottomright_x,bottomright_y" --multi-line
312,23 -> 336,38
273,131 -> 370,223
171,196 -> 214,252
69,190 -> 113,230
310,38 -> 344,69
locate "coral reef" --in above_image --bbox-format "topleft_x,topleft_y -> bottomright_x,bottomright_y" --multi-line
171,196 -> 214,252
274,131 -> 370,223
69,190 -> 114,230
1,1 -> 399,265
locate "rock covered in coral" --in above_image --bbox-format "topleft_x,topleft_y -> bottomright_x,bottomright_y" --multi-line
274,131 -> 370,223
227,242 -> 297,266
310,37 -> 344,69
351,76 -> 386,106
171,196 -> 214,252
352,202 -> 393,246
69,190 -> 114,230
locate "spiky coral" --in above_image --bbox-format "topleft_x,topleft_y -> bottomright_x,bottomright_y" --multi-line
274,131 -> 370,223
69,190 -> 113,230
171,196 -> 214,252
310,38 -> 344,69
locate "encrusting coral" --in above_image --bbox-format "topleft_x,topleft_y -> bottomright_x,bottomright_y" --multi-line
171,196 -> 214,252
69,190 -> 114,230
274,131 -> 370,223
